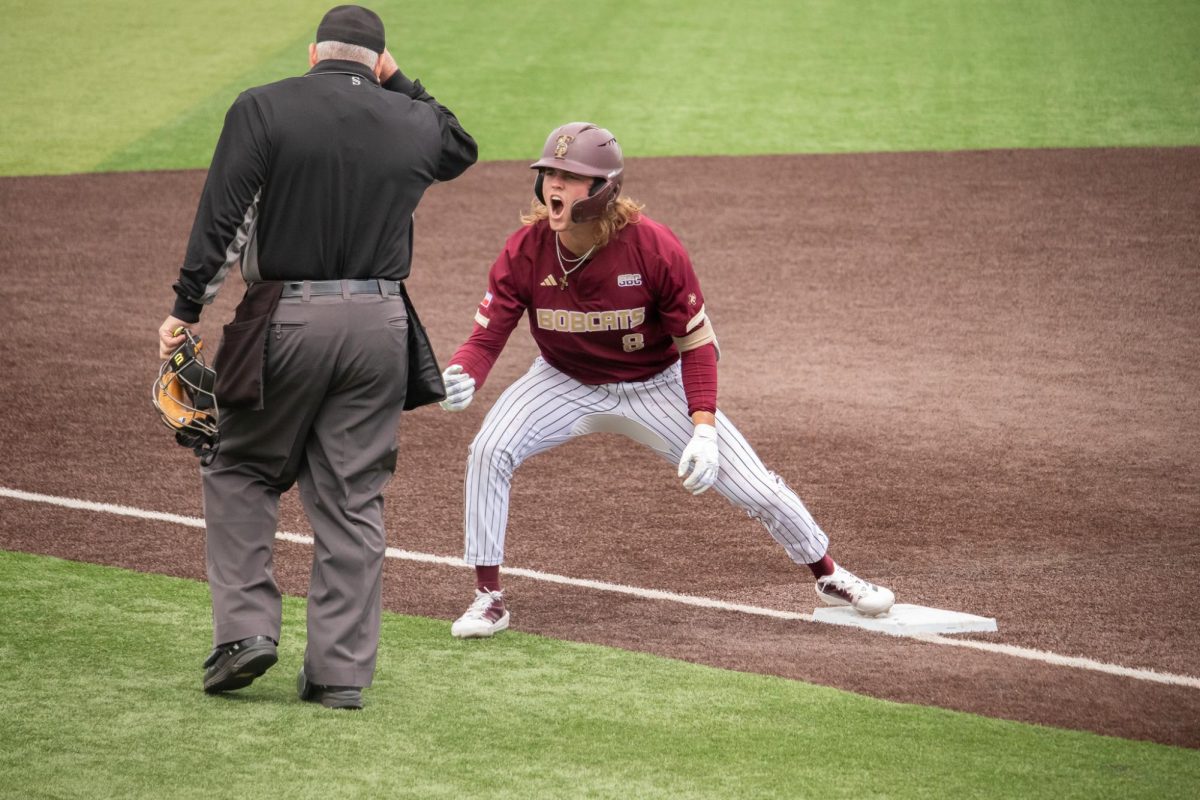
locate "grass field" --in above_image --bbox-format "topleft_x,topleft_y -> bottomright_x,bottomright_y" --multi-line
1,0 -> 1197,175
2,551 -> 1197,799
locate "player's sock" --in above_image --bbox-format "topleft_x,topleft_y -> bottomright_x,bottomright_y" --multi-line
475,565 -> 502,593
807,554 -> 835,579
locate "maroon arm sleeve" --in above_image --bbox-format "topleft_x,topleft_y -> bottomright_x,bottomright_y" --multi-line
679,342 -> 718,415
448,328 -> 508,391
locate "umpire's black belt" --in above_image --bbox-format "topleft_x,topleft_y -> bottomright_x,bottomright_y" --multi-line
278,278 -> 403,299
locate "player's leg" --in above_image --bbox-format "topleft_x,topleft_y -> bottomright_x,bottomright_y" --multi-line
453,357 -> 619,637
617,365 -> 894,616
463,357 -> 619,565
604,368 -> 829,560
708,414 -> 894,615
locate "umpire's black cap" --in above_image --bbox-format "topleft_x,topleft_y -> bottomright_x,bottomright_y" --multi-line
316,5 -> 385,54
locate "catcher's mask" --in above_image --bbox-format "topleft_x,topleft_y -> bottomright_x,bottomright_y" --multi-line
153,328 -> 219,465
531,121 -> 623,223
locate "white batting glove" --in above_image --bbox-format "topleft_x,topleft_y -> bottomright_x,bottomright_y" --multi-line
439,364 -> 475,412
677,423 -> 719,495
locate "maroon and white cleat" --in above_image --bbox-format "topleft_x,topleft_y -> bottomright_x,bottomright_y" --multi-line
451,589 -> 510,638
815,566 -> 895,617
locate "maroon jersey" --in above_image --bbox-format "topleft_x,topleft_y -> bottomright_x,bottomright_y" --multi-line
450,215 -> 714,387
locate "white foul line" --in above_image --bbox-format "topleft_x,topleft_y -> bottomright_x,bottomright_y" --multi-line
3,486 -> 1198,690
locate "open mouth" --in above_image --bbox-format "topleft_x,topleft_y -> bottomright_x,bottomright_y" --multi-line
549,196 -> 565,217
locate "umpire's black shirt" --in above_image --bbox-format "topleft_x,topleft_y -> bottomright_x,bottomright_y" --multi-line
171,59 -> 478,322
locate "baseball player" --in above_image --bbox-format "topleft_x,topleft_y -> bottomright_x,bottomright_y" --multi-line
440,122 -> 894,638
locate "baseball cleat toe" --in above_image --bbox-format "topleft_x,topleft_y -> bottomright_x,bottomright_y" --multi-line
815,566 -> 895,617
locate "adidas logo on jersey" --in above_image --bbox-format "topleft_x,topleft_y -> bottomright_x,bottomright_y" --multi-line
541,275 -> 558,287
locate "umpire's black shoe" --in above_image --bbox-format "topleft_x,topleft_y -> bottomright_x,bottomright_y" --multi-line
202,635 -> 278,694
297,667 -> 363,710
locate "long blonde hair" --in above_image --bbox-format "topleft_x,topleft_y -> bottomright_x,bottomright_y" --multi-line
522,196 -> 645,249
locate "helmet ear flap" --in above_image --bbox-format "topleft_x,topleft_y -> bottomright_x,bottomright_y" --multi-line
569,178 -> 620,223
534,170 -> 545,205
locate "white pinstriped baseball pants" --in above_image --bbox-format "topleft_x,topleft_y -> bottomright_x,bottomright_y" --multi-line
463,357 -> 830,567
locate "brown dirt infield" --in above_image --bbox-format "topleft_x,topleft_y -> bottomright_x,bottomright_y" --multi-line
1,147 -> 1198,747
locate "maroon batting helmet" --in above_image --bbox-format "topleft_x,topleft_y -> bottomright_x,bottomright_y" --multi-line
531,122 -> 623,223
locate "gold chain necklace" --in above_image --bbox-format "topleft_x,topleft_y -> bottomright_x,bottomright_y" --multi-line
555,234 -> 596,291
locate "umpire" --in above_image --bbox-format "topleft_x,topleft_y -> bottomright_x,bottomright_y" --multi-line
156,4 -> 477,709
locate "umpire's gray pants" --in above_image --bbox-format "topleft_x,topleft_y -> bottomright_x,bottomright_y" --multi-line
201,291 -> 408,688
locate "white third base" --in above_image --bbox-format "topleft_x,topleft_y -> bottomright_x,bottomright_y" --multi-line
812,603 -> 998,636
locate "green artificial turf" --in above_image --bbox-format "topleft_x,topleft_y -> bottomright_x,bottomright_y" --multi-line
2,0 -> 1198,175
1,550 -> 1197,799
